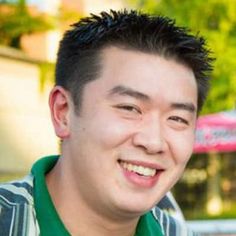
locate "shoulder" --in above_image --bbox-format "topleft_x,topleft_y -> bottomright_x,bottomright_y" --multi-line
152,206 -> 199,236
0,174 -> 40,235
0,174 -> 34,206
154,193 -> 199,236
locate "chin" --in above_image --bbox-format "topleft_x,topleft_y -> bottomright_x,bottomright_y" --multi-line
116,197 -> 157,217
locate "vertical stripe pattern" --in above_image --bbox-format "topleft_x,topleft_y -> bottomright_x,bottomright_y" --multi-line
0,175 -> 39,236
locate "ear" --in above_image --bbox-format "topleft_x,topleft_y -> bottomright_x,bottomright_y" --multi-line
49,86 -> 71,139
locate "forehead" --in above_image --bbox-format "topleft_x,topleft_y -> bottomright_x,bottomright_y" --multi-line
87,46 -> 197,108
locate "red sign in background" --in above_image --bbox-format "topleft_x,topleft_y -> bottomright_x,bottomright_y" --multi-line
194,110 -> 236,153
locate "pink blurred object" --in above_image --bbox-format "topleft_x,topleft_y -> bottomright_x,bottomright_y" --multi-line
194,110 -> 236,153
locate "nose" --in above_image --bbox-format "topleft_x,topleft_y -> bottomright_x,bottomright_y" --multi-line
132,116 -> 166,154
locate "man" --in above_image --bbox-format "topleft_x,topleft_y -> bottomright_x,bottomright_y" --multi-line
0,10 -> 213,236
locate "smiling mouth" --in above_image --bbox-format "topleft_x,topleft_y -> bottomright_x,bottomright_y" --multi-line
119,160 -> 157,177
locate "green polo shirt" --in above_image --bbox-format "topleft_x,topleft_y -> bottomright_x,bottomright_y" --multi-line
31,156 -> 163,236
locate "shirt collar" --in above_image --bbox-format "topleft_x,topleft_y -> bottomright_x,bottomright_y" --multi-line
32,155 -> 70,236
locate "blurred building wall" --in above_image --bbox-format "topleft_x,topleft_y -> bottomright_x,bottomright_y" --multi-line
0,47 -> 58,173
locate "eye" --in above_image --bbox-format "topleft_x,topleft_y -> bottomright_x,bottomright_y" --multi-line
169,116 -> 189,125
114,104 -> 142,114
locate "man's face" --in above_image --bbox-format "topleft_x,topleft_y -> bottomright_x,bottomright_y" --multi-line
65,47 -> 197,219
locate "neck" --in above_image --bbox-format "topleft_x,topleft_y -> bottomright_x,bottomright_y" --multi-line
46,157 -> 139,236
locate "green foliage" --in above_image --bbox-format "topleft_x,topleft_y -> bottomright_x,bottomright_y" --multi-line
58,5 -> 82,25
38,62 -> 55,91
128,0 -> 236,114
0,0 -> 55,48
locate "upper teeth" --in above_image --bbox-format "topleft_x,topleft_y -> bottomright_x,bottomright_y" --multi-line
121,161 -> 156,177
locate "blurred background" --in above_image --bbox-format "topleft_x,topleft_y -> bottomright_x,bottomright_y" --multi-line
0,0 -> 236,233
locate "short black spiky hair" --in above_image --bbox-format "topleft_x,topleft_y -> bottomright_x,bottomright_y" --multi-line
56,9 -> 213,112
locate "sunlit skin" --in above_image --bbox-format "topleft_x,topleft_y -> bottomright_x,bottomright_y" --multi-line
47,46 -> 198,236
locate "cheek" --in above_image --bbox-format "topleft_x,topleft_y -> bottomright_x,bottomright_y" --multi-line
168,131 -> 195,164
86,114 -> 135,148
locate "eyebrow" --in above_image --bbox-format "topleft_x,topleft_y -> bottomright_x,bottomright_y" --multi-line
171,102 -> 196,113
108,85 -> 150,101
